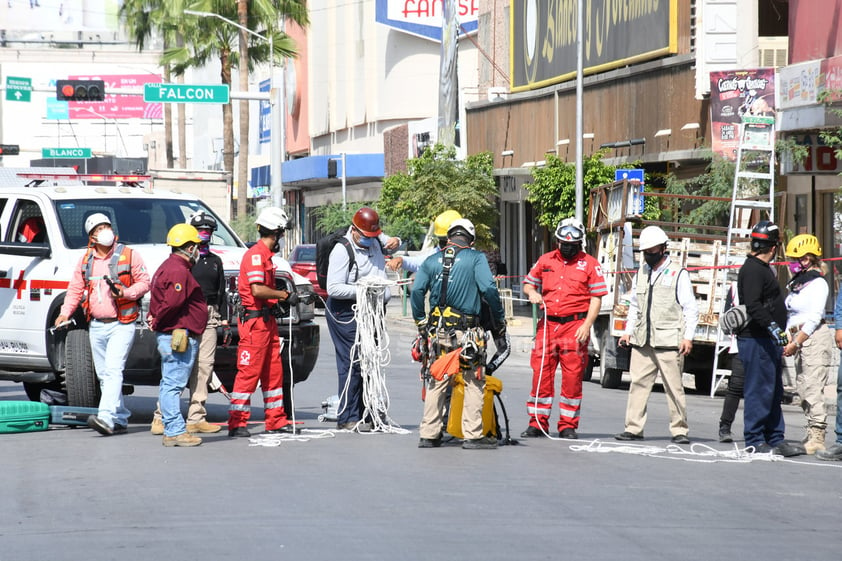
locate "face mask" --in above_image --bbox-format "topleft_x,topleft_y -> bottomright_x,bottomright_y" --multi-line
357,236 -> 373,248
788,261 -> 803,275
558,243 -> 579,260
643,250 -> 664,269
197,230 -> 212,243
271,234 -> 284,254
96,228 -> 115,247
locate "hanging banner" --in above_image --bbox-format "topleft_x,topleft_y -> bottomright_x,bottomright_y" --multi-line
709,68 -> 776,160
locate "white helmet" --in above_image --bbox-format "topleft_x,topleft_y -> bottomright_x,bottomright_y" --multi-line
85,212 -> 111,235
639,225 -> 669,250
255,206 -> 289,231
555,217 -> 585,243
447,218 -> 476,242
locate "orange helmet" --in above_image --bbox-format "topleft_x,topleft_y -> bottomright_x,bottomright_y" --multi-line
352,207 -> 382,237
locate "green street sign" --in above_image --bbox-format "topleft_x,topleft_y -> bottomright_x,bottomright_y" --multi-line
143,83 -> 230,104
6,76 -> 32,102
42,147 -> 92,159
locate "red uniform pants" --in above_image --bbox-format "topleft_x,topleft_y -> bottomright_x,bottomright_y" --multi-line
526,318 -> 587,431
227,316 -> 288,430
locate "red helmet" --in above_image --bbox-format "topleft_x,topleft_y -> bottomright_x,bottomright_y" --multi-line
352,207 -> 382,237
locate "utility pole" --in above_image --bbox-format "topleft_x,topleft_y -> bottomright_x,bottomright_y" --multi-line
237,0 -> 250,220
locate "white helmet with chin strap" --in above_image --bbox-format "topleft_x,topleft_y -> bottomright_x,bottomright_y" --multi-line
255,206 -> 289,231
447,218 -> 476,243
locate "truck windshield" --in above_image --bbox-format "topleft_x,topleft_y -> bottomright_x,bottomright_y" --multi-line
53,198 -> 242,250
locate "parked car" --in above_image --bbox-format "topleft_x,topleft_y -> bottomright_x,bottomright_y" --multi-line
289,243 -> 327,306
0,170 -> 319,415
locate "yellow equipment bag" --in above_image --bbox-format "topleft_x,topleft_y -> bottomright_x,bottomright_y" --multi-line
170,328 -> 189,353
446,374 -> 503,439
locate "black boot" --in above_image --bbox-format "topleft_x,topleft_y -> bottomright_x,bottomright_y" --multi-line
718,423 -> 733,443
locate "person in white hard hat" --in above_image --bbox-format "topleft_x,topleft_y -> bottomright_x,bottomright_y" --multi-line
54,212 -> 151,436
614,225 -> 698,444
227,207 -> 297,438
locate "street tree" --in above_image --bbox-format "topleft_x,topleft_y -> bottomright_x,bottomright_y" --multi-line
524,152 -> 619,230
377,143 -> 498,250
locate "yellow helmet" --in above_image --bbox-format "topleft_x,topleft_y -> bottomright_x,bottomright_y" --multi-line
785,234 -> 822,258
433,210 -> 462,237
166,224 -> 201,247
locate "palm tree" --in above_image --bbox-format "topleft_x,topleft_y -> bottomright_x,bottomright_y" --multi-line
121,0 -> 308,219
120,0 -> 188,169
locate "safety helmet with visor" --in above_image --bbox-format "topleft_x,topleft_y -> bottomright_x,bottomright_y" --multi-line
554,218 -> 585,243
189,210 -> 218,232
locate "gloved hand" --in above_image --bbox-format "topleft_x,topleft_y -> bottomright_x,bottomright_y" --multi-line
768,322 -> 788,346
486,330 -> 510,375
416,318 -> 428,337
491,322 -> 507,341
222,325 -> 233,347
285,291 -> 300,307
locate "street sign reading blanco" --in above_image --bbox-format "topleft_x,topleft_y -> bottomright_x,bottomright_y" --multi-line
42,147 -> 92,158
144,83 -> 230,104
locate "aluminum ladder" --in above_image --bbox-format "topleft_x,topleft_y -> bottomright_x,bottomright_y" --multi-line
710,115 -> 776,396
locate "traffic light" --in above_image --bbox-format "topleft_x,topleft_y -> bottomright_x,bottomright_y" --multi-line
56,79 -> 105,101
0,144 -> 20,156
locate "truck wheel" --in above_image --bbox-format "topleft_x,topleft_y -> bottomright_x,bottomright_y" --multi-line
583,356 -> 596,382
64,329 -> 100,408
600,364 -> 623,389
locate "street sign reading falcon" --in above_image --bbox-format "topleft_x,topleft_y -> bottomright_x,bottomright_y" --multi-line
144,83 -> 230,104
510,0 -> 678,92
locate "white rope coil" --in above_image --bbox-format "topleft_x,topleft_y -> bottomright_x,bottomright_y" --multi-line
335,277 -> 409,435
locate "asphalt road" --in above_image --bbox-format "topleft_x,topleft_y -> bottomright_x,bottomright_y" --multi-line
1,313 -> 841,561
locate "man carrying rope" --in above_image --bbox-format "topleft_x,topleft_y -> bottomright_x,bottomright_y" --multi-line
411,219 -> 507,450
325,207 -> 392,432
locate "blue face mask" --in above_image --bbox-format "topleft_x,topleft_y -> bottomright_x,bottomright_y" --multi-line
357,236 -> 373,248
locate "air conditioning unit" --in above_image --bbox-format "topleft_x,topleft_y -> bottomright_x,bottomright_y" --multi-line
487,87 -> 508,102
758,36 -> 788,68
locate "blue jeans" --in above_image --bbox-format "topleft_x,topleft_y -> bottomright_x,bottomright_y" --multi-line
738,336 -> 785,447
156,333 -> 199,437
836,363 -> 842,444
89,320 -> 135,428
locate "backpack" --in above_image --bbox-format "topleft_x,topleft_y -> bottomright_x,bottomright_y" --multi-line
719,304 -> 749,335
315,229 -> 355,290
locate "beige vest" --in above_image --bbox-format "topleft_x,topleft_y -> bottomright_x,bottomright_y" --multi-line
631,265 -> 685,349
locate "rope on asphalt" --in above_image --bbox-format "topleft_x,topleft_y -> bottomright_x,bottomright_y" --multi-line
568,439 -> 842,467
248,429 -> 338,446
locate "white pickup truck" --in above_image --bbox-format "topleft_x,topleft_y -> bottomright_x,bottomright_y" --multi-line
0,169 -> 319,412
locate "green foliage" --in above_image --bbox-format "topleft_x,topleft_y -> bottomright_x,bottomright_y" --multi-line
663,155 -> 734,230
377,143 -> 498,250
228,212 -> 258,243
313,203 -> 362,233
523,151 -> 619,229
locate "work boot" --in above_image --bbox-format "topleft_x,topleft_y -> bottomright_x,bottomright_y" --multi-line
816,443 -> 842,461
614,431 -> 644,441
559,428 -> 578,439
520,426 -> 545,438
162,433 -> 202,447
462,436 -> 498,450
150,418 -> 164,435
418,436 -> 442,448
228,427 -> 251,438
771,441 -> 806,457
804,426 -> 826,455
718,424 -> 733,443
187,420 -> 221,434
